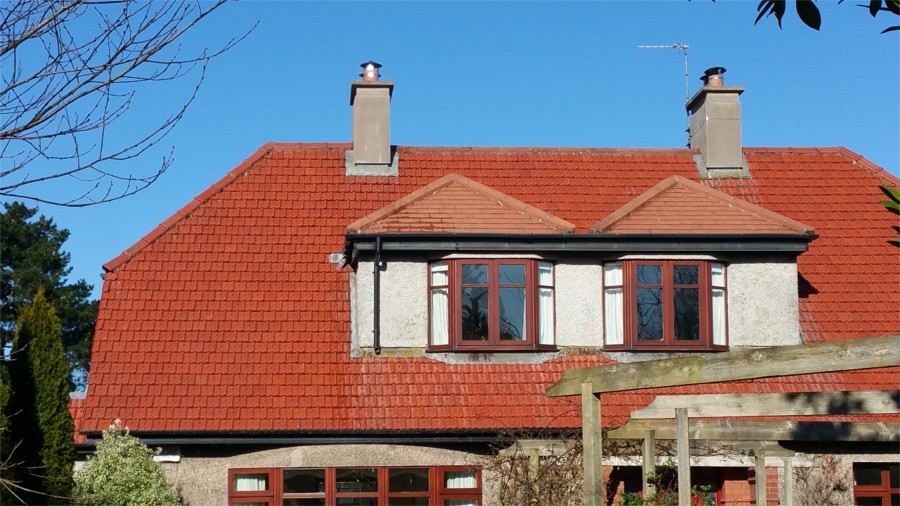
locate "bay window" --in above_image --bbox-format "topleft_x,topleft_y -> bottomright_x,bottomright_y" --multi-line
429,259 -> 555,351
603,260 -> 727,351
229,466 -> 481,505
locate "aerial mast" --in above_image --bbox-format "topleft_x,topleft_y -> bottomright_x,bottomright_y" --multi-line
637,42 -> 691,145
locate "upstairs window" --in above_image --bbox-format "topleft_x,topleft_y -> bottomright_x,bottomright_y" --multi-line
429,259 -> 555,351
603,260 -> 727,351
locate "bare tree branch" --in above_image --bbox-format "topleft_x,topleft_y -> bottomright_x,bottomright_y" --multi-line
0,0 -> 252,207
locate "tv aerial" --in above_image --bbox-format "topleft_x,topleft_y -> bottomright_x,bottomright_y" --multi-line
637,42 -> 691,144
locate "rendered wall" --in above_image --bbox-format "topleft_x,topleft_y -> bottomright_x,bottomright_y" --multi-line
351,254 -> 802,361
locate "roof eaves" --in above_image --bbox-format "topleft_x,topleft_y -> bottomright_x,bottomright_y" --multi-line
102,142 -> 280,273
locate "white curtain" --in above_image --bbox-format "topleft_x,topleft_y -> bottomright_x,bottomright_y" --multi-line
603,264 -> 624,346
234,474 -> 267,492
431,264 -> 449,346
445,471 -> 477,489
538,262 -> 554,345
711,263 -> 726,346
445,501 -> 477,506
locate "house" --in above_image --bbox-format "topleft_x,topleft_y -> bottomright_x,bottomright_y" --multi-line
77,63 -> 899,505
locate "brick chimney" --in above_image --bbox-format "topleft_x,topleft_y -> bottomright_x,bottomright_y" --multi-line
686,67 -> 749,178
346,61 -> 398,176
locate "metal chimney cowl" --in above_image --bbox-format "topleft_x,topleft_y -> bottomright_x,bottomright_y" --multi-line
685,67 -> 750,178
346,61 -> 398,176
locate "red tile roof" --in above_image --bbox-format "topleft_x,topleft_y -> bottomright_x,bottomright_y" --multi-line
591,175 -> 814,234
80,144 -> 900,435
348,173 -> 576,234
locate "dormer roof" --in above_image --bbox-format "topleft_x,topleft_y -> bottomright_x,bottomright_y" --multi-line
591,175 -> 814,234
347,173 -> 576,234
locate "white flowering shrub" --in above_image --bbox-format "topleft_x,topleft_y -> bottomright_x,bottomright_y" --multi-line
74,420 -> 180,505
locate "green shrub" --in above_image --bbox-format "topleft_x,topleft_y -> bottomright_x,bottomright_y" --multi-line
74,420 -> 180,506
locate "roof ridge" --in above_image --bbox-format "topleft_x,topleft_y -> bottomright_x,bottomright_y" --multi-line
103,143 -> 279,273
591,175 -> 815,234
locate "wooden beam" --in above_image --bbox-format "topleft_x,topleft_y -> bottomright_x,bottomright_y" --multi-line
606,419 -> 900,441
582,382 -> 603,506
642,430 -> 656,500
631,390 -> 900,419
546,334 -> 899,397
676,409 -> 691,506
783,457 -> 793,506
755,452 -> 767,506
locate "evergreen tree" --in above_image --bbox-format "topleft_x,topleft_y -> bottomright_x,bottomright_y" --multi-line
0,202 -> 97,388
74,420 -> 180,506
6,289 -> 75,504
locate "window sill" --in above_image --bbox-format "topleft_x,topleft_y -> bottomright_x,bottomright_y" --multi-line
604,344 -> 728,353
426,345 -> 559,354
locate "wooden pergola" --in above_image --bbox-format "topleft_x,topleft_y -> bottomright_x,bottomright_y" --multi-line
545,334 -> 900,506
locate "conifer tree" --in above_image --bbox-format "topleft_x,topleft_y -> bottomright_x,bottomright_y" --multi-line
5,289 -> 74,504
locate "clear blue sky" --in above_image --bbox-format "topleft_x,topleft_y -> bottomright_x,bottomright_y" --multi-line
4,1 -> 899,299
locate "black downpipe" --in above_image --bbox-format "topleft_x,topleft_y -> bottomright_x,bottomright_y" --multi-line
373,236 -> 382,355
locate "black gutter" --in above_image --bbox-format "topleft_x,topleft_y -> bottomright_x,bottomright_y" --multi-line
78,429 -> 549,446
346,232 -> 816,254
373,236 -> 382,355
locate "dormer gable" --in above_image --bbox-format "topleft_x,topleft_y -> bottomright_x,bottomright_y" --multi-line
591,175 -> 814,235
347,173 -> 576,234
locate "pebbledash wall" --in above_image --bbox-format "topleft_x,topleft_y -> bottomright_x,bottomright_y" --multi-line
159,444 -> 496,505
350,253 -> 802,361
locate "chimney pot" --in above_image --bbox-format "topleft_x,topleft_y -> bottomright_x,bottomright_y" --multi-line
701,66 -> 727,87
360,61 -> 382,82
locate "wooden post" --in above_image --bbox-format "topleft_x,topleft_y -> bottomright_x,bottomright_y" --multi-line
582,382 -> 603,506
642,429 -> 656,500
676,408 -> 690,506
755,452 -> 767,506
783,457 -> 793,506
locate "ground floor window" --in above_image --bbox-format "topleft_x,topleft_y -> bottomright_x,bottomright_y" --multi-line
228,466 -> 481,505
853,463 -> 899,506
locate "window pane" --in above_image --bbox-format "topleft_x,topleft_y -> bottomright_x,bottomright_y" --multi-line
855,464 -> 885,486
854,498 -> 883,506
431,263 -> 449,286
389,468 -> 429,492
604,263 -> 622,286
431,288 -> 449,346
712,289 -> 726,346
538,287 -> 554,345
235,503 -> 269,506
336,499 -> 377,506
498,287 -> 526,341
674,288 -> 700,341
636,264 -> 662,285
604,288 -> 624,346
445,470 -> 477,489
890,464 -> 899,488
284,500 -> 325,506
461,288 -> 489,341
336,468 -> 378,493
284,469 -> 325,494
539,262 -> 553,286
445,500 -> 477,506
389,498 -> 431,506
711,263 -> 725,287
499,264 -> 525,284
673,265 -> 699,285
461,264 -> 487,284
636,287 -> 663,341
234,473 -> 268,492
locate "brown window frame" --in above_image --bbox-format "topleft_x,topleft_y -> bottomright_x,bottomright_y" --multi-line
228,466 -> 482,505
604,260 -> 728,352
853,463 -> 899,505
427,259 -> 556,352
228,468 -> 276,506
